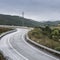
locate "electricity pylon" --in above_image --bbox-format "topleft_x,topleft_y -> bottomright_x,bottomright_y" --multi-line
22,12 -> 24,26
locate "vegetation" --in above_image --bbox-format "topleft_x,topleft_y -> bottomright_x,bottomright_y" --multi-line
0,27 -> 12,34
0,52 -> 6,60
28,26 -> 60,51
41,21 -> 60,26
0,14 -> 60,27
0,14 -> 40,27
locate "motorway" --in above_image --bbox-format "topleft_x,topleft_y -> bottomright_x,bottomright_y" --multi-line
0,28 -> 60,60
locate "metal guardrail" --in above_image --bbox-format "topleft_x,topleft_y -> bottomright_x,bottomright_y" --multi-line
26,33 -> 60,55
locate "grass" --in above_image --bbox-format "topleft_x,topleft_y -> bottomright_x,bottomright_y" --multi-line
0,27 -> 13,34
51,26 -> 60,29
28,28 -> 60,51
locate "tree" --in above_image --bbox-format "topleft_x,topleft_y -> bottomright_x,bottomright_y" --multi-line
42,26 -> 51,36
45,26 -> 51,32
51,29 -> 60,41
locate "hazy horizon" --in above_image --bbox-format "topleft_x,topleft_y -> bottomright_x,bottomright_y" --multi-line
0,0 -> 60,22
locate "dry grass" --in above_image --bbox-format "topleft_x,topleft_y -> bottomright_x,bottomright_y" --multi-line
51,26 -> 60,29
28,29 -> 60,51
0,27 -> 12,34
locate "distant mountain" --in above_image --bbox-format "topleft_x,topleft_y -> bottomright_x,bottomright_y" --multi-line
41,21 -> 60,26
0,14 -> 41,27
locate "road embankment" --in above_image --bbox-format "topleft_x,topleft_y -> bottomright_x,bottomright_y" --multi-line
25,32 -> 60,57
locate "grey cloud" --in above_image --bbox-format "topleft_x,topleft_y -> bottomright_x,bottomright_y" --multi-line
0,0 -> 60,21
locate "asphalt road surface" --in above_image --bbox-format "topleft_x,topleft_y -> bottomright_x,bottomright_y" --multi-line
0,28 -> 60,60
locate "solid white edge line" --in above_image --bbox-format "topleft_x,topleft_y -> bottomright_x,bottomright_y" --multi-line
8,32 -> 29,60
24,33 -> 59,60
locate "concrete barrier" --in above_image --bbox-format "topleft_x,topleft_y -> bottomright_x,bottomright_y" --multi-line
26,33 -> 60,55
0,30 -> 17,39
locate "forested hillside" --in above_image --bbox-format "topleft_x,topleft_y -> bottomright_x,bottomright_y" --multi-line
0,14 -> 40,27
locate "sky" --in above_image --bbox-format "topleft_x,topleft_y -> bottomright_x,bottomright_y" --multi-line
0,0 -> 60,22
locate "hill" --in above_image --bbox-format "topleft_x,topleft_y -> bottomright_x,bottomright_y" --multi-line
41,21 -> 60,26
0,14 -> 60,27
0,14 -> 41,27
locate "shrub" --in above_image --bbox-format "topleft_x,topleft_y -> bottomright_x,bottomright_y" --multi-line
0,51 -> 6,60
55,47 -> 60,51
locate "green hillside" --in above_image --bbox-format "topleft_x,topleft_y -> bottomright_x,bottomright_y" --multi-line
0,14 -> 40,27
41,21 -> 60,26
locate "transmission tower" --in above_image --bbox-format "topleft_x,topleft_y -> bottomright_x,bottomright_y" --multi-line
22,12 -> 24,26
22,12 -> 24,18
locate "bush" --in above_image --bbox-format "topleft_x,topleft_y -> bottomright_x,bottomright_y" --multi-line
28,27 -> 60,51
51,29 -> 60,41
0,27 -> 12,34
0,51 -> 6,60
55,47 -> 60,51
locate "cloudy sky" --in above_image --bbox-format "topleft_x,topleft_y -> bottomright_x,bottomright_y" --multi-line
0,0 -> 60,21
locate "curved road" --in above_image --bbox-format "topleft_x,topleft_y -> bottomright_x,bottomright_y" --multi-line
0,28 -> 60,60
